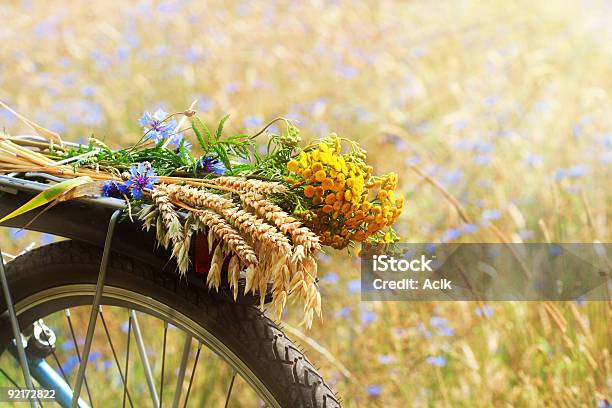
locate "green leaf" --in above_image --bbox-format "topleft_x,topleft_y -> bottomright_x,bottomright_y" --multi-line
0,176 -> 93,223
178,138 -> 195,165
192,118 -> 212,151
215,114 -> 230,140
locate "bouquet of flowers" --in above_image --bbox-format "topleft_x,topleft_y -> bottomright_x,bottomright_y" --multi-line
0,106 -> 403,327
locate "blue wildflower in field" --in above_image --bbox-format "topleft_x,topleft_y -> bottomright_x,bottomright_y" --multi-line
336,306 -> 352,318
425,355 -> 447,367
475,305 -> 494,317
360,310 -> 377,326
567,164 -> 587,178
62,355 -> 80,374
440,228 -> 460,242
480,209 -> 502,224
366,385 -> 383,396
243,115 -> 263,128
526,152 -> 543,167
139,109 -> 176,143
461,223 -> 478,234
121,321 -> 130,333
125,162 -> 159,199
553,168 -> 566,181
347,279 -> 361,294
518,229 -> 535,240
196,157 -> 226,175
102,180 -> 129,198
322,272 -> 339,284
378,354 -> 395,365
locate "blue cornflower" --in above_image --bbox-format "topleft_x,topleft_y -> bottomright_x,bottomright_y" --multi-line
121,321 -> 130,333
430,316 -> 448,327
440,228 -> 460,242
378,354 -> 395,365
196,157 -> 226,175
461,223 -> 478,234
336,306 -> 352,318
62,355 -> 80,374
360,310 -> 377,326
243,115 -> 263,128
102,180 -> 129,198
567,164 -> 587,178
475,305 -> 494,317
139,109 -> 176,143
425,355 -> 447,367
480,209 -> 502,224
125,162 -> 158,199
347,279 -> 361,294
366,385 -> 382,396
166,133 -> 192,151
322,272 -> 339,284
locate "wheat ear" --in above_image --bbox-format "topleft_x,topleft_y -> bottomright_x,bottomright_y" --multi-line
241,191 -> 321,255
193,208 -> 260,296
151,187 -> 189,274
207,176 -> 287,194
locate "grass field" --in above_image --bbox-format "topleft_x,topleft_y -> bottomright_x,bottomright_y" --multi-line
0,0 -> 610,406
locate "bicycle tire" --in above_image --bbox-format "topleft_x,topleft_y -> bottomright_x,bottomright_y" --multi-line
0,240 -> 341,408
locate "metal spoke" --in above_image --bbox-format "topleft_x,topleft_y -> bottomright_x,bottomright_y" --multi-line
122,315 -> 132,408
71,209 -> 121,408
98,307 -> 134,408
64,309 -> 94,406
37,321 -> 70,386
130,310 -> 160,407
182,342 -> 201,408
171,334 -> 192,408
0,368 -> 21,388
159,321 -> 168,408
224,370 -> 237,408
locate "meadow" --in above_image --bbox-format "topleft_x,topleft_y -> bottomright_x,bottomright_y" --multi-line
0,0 -> 610,406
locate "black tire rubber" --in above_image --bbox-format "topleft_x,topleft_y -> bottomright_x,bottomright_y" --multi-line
0,240 -> 341,408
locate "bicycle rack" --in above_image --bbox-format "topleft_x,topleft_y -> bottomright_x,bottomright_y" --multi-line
70,209 -> 122,408
0,177 -> 124,408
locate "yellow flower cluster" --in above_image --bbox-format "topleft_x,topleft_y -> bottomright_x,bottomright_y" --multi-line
286,134 -> 403,249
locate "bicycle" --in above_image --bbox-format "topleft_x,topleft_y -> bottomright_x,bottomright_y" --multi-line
0,136 -> 341,408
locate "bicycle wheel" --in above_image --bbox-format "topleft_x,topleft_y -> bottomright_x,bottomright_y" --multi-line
0,240 -> 341,407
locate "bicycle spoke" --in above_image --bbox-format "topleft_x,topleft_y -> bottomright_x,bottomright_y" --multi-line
36,321 -> 69,387
122,315 -> 132,408
131,310 -> 160,407
171,334 -> 192,408
224,370 -> 237,408
159,321 -> 168,408
182,342 -> 201,408
0,368 -> 21,389
98,307 -> 134,408
64,309 -> 94,407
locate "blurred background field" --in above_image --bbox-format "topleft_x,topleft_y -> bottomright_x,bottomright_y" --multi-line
0,0 -> 611,406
